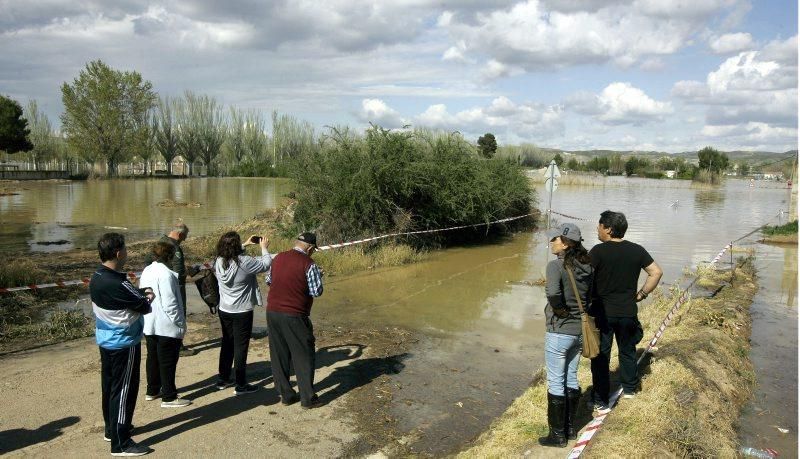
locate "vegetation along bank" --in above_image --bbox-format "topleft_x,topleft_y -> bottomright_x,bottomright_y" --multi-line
760,219 -> 798,244
0,126 -> 537,352
460,256 -> 758,458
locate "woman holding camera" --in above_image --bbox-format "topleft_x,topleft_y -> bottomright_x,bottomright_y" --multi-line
539,223 -> 593,447
214,231 -> 272,395
140,241 -> 191,408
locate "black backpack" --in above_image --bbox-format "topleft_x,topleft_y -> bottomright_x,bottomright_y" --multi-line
194,269 -> 220,314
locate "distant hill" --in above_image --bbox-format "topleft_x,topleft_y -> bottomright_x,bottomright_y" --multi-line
560,149 -> 796,162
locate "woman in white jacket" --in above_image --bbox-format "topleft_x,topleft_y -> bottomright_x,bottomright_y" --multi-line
140,241 -> 191,408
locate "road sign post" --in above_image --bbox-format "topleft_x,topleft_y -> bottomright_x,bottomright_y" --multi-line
544,159 -> 560,228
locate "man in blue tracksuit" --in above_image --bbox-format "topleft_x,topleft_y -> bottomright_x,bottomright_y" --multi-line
91,233 -> 154,457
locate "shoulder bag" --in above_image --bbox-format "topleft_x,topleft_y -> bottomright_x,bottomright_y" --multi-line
565,267 -> 600,359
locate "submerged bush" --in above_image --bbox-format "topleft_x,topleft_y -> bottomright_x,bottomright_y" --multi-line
289,126 -> 535,244
762,219 -> 797,236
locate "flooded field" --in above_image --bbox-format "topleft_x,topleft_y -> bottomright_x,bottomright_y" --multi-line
738,243 -> 798,456
0,177 -> 291,253
5,176 -> 796,454
311,177 -> 797,454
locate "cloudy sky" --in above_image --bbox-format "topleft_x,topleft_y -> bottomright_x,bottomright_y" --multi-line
1,0 -> 796,152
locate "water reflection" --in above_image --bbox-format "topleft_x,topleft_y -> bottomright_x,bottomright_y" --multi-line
0,178 -> 291,253
693,189 -> 726,212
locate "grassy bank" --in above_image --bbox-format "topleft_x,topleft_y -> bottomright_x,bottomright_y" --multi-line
459,257 -> 757,458
761,219 -> 798,244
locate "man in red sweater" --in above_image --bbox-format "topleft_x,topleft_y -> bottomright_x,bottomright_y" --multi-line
266,232 -> 324,408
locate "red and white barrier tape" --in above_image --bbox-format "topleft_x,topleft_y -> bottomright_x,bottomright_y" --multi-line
565,243 -> 733,459
315,213 -> 535,251
564,209 -> 785,459
0,214 -> 535,293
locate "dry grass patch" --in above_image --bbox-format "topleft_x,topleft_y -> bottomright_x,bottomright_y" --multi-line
459,258 -> 757,458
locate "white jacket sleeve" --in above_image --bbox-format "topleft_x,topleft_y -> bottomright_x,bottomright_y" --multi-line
240,250 -> 273,274
159,270 -> 184,329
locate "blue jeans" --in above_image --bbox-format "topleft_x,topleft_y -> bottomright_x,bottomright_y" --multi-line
545,332 -> 582,396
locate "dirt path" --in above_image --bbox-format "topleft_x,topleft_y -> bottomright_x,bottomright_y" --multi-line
0,313 -> 413,457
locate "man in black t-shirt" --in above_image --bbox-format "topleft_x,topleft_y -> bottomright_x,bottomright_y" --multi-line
588,210 -> 663,410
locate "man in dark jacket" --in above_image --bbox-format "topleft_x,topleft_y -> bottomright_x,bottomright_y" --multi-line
266,232 -> 324,409
91,233 -> 154,456
145,221 -> 197,356
589,210 -> 663,411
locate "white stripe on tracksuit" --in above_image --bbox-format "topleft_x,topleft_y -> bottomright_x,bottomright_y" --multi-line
118,346 -> 135,425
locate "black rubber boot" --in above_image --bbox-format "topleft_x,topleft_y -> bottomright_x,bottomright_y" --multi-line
538,393 -> 567,447
565,387 -> 581,440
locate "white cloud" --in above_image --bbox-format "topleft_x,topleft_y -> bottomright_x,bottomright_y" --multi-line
565,82 -> 672,125
357,98 -> 407,128
700,122 -> 797,148
709,32 -> 753,54
442,40 -> 475,64
440,0 -> 745,76
674,36 -> 798,128
413,97 -> 564,140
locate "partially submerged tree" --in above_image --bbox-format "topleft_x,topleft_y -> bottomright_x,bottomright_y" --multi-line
61,60 -> 156,176
272,111 -> 315,165
698,146 -> 729,173
0,95 -> 33,154
566,157 -> 580,170
176,92 -> 225,175
153,96 -> 179,175
175,94 -> 200,175
24,100 -> 56,170
195,94 -> 226,176
477,133 -> 497,158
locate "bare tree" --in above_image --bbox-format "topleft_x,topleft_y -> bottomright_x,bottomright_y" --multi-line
154,96 -> 179,175
175,93 -> 200,175
272,110 -> 314,165
177,92 -> 225,176
227,107 -> 248,164
243,109 -> 267,164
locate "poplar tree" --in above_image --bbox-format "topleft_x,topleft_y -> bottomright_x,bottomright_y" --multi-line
24,100 -> 55,170
153,96 -> 179,175
61,60 -> 156,176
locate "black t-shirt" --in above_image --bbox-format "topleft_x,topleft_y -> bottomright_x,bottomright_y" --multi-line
589,240 -> 654,317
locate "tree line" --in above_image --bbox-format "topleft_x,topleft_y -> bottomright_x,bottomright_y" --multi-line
0,60 -> 315,177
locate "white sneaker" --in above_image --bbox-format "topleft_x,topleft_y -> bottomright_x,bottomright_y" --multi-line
145,392 -> 161,401
160,398 -> 191,408
593,402 -> 611,415
621,392 -> 637,399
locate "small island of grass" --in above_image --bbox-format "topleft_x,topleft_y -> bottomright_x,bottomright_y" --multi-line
761,219 -> 798,244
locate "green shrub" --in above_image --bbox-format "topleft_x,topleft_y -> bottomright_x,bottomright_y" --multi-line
643,171 -> 665,179
229,161 -> 290,177
288,126 -> 535,245
762,219 -> 798,236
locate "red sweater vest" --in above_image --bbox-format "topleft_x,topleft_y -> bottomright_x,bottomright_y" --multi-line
267,249 -> 314,316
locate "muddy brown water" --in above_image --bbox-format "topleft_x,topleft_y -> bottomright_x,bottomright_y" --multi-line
11,176 -> 798,455
738,243 -> 798,457
0,177 -> 291,253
